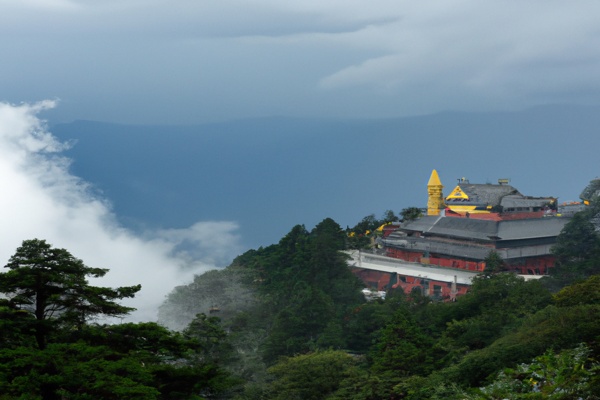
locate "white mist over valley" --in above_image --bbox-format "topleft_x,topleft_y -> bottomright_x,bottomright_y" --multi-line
0,101 -> 243,321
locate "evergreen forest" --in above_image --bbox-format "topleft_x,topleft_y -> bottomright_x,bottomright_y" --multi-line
1,199 -> 599,399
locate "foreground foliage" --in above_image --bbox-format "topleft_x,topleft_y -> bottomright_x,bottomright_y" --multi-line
0,239 -> 234,399
265,350 -> 360,400
471,343 -> 600,399
5,197 -> 600,398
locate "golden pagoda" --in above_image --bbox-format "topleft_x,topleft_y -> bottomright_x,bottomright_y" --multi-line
427,169 -> 445,216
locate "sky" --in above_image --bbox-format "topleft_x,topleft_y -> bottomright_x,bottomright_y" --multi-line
1,1 -> 600,322
2,1 -> 600,123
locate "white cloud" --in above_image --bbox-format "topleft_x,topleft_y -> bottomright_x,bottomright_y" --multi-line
0,0 -> 79,10
0,101 -> 243,322
156,221 -> 242,266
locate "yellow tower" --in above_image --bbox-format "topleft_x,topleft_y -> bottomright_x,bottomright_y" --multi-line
427,169 -> 444,216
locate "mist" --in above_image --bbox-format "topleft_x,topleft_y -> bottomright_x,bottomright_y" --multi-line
0,101 -> 243,321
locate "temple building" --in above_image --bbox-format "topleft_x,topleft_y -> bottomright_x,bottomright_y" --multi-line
382,170 -> 568,275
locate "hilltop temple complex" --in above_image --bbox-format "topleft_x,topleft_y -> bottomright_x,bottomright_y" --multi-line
351,170 -> 575,301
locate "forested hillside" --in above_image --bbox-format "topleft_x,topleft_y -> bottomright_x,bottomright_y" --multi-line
157,203 -> 600,399
1,203 -> 599,398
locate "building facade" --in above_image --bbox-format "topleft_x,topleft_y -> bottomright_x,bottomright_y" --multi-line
351,170 -> 573,301
383,170 -> 568,275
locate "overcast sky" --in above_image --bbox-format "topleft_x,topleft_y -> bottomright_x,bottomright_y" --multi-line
2,1 -> 600,123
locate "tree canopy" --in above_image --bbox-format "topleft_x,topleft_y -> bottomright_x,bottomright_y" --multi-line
551,198 -> 600,284
153,207 -> 600,399
0,239 -> 235,399
0,239 -> 140,350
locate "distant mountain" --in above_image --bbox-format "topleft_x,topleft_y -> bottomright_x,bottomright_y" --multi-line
51,105 -> 600,251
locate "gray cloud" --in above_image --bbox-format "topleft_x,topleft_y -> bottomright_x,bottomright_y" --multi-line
2,1 -> 600,122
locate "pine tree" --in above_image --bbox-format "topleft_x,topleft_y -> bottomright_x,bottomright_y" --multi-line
0,239 -> 140,350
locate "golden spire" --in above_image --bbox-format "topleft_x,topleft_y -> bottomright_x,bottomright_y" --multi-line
427,169 -> 442,187
427,169 -> 444,216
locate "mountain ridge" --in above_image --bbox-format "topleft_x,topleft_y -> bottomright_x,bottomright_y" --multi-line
50,104 -> 600,251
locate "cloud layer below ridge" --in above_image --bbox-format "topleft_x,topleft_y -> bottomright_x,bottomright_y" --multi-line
0,101 -> 243,321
